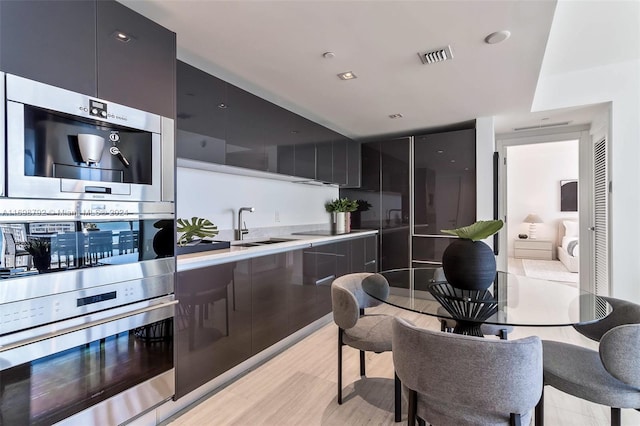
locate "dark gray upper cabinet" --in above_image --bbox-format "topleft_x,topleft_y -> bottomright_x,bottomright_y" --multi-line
96,1 -> 176,118
176,60 -> 357,183
0,1 -> 97,96
0,0 -> 176,118
176,61 -> 227,163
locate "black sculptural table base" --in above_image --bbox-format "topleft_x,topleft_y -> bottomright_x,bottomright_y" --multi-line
428,282 -> 498,338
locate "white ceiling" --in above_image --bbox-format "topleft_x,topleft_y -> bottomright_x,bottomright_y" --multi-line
120,0 -> 639,139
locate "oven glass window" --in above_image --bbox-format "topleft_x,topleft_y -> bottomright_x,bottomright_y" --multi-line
0,319 -> 173,425
23,105 -> 153,185
0,219 -> 174,275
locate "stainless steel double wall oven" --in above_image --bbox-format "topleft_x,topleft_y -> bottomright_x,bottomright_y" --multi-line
0,72 -> 176,425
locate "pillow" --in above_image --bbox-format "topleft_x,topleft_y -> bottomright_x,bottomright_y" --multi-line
567,240 -> 579,257
562,236 -> 577,251
563,220 -> 579,237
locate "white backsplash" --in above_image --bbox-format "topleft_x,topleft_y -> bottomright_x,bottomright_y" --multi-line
177,166 -> 339,240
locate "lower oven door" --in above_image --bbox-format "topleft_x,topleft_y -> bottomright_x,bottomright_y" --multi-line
0,296 -> 176,426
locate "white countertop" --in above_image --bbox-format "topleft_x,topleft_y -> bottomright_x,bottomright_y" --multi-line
177,229 -> 378,271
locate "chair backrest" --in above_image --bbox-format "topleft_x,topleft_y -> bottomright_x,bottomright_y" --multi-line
574,296 -> 640,342
331,273 -> 389,330
600,323 -> 640,388
392,317 -> 542,417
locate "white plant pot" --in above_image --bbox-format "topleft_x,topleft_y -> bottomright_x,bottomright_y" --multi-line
331,212 -> 351,234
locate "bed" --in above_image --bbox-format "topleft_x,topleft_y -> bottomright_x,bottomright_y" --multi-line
557,220 -> 579,273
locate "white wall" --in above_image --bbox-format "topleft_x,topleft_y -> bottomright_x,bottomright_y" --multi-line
506,141 -> 579,257
176,167 -> 338,235
533,58 -> 640,300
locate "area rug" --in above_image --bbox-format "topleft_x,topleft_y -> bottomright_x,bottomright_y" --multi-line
521,259 -> 579,283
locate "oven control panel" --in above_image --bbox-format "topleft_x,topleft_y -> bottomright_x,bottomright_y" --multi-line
0,274 -> 172,335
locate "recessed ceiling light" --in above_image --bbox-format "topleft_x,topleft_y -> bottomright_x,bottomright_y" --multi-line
112,30 -> 133,43
217,103 -> 227,109
450,160 -> 456,163
389,113 -> 403,119
337,71 -> 357,80
437,150 -> 444,154
323,52 -> 335,59
484,30 -> 511,45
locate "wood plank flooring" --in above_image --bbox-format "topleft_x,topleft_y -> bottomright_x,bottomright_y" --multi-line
164,303 -> 640,425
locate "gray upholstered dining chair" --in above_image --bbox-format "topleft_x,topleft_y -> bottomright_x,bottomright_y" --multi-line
331,272 -> 401,422
392,317 -> 543,426
538,297 -> 640,426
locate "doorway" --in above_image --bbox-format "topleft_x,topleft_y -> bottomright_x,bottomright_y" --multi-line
496,126 -> 598,293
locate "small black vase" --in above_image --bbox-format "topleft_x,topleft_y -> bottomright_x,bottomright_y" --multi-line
33,255 -> 51,273
442,239 -> 496,291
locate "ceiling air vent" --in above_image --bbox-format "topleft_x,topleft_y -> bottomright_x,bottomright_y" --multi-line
513,121 -> 571,131
418,45 -> 453,65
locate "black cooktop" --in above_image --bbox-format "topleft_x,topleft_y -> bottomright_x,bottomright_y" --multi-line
292,230 -> 369,236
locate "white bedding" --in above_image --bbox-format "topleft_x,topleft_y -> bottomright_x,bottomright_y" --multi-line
558,220 -> 579,273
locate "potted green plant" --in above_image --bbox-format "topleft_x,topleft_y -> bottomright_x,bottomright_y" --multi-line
176,217 -> 229,255
325,198 -> 359,234
440,220 -> 503,291
177,217 -> 219,246
21,237 -> 52,272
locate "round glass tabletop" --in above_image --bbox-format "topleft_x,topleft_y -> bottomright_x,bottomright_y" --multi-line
362,267 -> 611,328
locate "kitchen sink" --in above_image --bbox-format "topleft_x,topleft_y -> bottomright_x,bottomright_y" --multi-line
232,238 -> 295,248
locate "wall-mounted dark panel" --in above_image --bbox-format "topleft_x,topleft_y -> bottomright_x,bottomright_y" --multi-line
97,1 -> 176,117
0,1 -> 97,96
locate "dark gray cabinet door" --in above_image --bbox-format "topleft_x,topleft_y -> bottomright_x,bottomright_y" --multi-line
175,261 -> 251,399
251,252 -> 299,353
316,142 -> 333,182
346,139 -> 361,188
332,139 -> 348,185
0,0 -> 97,96
97,0 -> 176,118
176,60 -> 227,163
294,144 -> 316,179
413,128 -> 475,263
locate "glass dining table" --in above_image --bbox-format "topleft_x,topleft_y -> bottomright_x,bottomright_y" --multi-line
362,267 -> 612,337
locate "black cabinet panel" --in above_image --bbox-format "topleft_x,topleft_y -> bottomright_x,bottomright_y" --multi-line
96,1 -> 176,117
176,61 -> 227,163
0,1 -> 97,96
414,129 -> 476,233
175,261 -> 251,399
295,144 -> 316,179
346,139 -> 361,188
332,139 -> 348,185
251,253 -> 293,353
316,142 -> 333,182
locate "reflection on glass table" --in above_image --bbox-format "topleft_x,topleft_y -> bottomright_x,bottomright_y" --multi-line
362,267 -> 611,337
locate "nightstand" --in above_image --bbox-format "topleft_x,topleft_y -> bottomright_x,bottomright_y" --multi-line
513,239 -> 553,260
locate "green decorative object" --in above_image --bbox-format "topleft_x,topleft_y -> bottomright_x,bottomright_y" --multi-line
441,220 -> 504,241
177,217 -> 219,246
325,198 -> 359,213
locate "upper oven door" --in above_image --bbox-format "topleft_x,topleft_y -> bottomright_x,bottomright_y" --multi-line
4,74 -> 170,202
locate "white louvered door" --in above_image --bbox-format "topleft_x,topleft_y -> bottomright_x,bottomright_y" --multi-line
593,137 -> 609,296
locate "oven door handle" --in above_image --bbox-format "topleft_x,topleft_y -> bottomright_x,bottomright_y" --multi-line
0,299 -> 177,361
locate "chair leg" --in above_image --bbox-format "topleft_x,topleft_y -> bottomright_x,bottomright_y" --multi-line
510,413 -> 522,426
360,350 -> 366,376
535,386 -> 544,426
611,407 -> 621,426
394,372 -> 401,422
440,320 -> 446,332
499,328 -> 508,340
338,328 -> 343,405
407,389 -> 417,426
417,418 -> 425,426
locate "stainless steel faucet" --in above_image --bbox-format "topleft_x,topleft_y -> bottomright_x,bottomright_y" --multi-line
236,207 -> 255,240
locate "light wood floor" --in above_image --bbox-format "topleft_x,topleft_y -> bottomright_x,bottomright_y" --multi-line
164,303 -> 640,426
